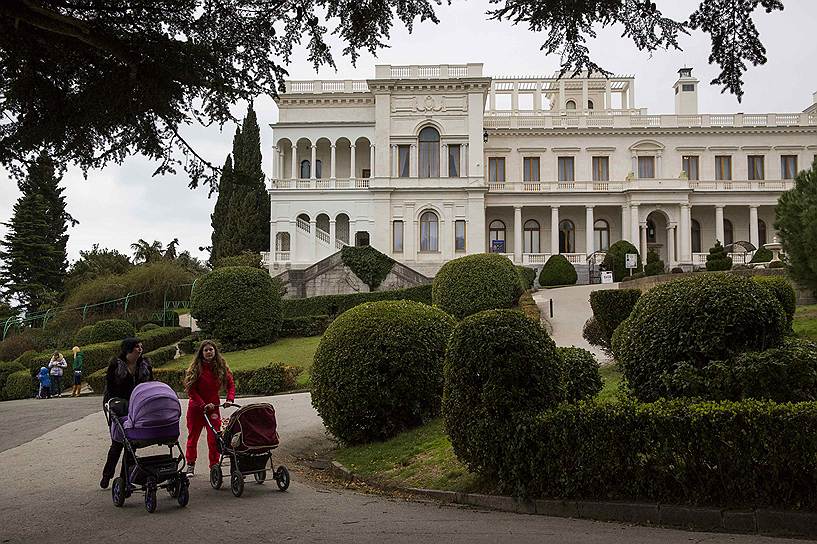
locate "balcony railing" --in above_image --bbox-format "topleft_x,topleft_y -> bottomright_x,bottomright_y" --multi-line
487,179 -> 792,193
689,180 -> 794,191
522,253 -> 551,264
271,178 -> 371,190
483,112 -> 816,130
284,80 -> 369,94
692,252 -> 754,265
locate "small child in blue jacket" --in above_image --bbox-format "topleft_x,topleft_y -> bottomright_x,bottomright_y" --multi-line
37,367 -> 51,399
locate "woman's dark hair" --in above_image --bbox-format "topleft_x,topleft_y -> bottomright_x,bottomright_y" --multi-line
117,337 -> 143,361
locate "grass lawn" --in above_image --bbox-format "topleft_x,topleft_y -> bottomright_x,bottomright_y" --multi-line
331,361 -> 624,491
794,304 -> 817,342
163,335 -> 322,388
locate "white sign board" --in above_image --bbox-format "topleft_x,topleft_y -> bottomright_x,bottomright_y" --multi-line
601,271 -> 614,284
625,253 -> 638,269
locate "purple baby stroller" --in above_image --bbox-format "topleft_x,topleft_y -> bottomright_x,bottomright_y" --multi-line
106,382 -> 189,512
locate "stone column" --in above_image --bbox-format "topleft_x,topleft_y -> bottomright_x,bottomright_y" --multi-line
667,224 -> 676,267
605,80 -> 612,110
369,144 -> 375,178
404,203 -> 415,259
550,206 -> 560,255
330,144 -> 336,181
310,144 -> 317,180
630,204 -> 640,246
514,206 -> 523,262
679,203 -> 692,263
391,144 -> 398,178
329,220 -> 336,246
269,220 -> 276,265
310,219 -> 318,260
621,204 -> 630,244
749,205 -> 759,249
410,144 -> 418,178
558,80 -> 565,111
640,222 -> 648,260
715,205 -> 725,245
463,143 -> 469,177
628,80 -> 636,109
291,147 -> 298,180
581,80 -> 589,112
271,146 -> 278,179
656,152 -> 663,179
441,143 -> 448,178
585,206 -> 595,256
350,143 -> 356,180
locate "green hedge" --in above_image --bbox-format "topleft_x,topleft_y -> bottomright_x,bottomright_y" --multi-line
215,251 -> 262,269
3,369 -> 34,400
750,246 -> 773,263
588,289 -> 641,348
538,254 -> 577,287
89,319 -> 135,344
0,361 -> 26,400
280,315 -> 332,338
516,266 -> 536,290
340,245 -> 395,290
74,325 -> 95,346
752,275 -> 796,329
140,323 -> 160,332
705,241 -> 733,271
144,345 -> 178,367
282,284 -> 433,318
558,347 -> 602,403
644,249 -> 665,276
601,241 -> 641,282
433,254 -> 522,320
500,399 -> 817,508
191,266 -> 282,350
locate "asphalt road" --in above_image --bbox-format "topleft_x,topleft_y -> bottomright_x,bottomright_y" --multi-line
0,392 -> 805,543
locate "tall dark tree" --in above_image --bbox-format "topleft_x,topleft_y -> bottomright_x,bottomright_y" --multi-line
229,103 -> 269,254
210,154 -> 235,265
0,154 -> 76,312
1,1 -> 785,188
776,159 -> 817,292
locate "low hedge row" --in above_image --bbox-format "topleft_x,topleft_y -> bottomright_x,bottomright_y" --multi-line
0,361 -> 26,400
280,315 -> 332,337
500,399 -> 817,508
145,345 -> 179,367
282,284 -> 433,318
516,292 -> 541,323
516,266 -> 536,290
87,363 -> 302,397
3,369 -> 33,400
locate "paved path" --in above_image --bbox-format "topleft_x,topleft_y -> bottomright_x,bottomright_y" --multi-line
0,392 -> 803,543
532,283 -> 620,362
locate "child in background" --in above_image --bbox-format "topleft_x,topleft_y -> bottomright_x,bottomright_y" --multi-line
37,366 -> 51,399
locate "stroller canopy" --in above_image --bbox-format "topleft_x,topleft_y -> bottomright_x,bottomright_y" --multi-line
111,382 -> 181,443
224,403 -> 279,451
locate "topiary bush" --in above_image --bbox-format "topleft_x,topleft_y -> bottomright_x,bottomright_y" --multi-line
311,300 -> 455,444
558,346 -> 603,402
215,250 -> 262,269
589,289 -> 641,348
601,241 -> 642,282
2,369 -> 34,400
89,319 -> 135,344
140,323 -> 160,332
0,361 -> 25,400
612,274 -> 787,402
705,240 -> 733,271
442,309 -> 563,476
768,260 -> 786,269
582,317 -> 609,353
74,325 -> 95,346
432,254 -> 522,320
750,246 -> 773,264
191,266 -> 282,350
515,265 -> 536,290
233,363 -> 302,395
538,254 -> 578,287
643,249 -> 665,276
340,245 -> 395,290
753,275 -> 796,329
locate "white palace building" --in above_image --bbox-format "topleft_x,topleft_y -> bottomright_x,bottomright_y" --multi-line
264,63 -> 817,278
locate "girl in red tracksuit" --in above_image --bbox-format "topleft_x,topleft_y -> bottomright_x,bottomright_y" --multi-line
184,340 -> 235,476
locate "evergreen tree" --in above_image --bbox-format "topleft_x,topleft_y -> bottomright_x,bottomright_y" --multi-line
229,103 -> 269,254
776,159 -> 817,291
210,155 -> 234,265
705,240 -> 733,271
65,244 -> 132,292
0,154 -> 75,312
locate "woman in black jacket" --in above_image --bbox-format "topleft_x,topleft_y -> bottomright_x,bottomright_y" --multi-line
100,337 -> 153,489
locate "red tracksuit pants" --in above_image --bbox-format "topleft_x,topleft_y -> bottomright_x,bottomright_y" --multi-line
186,407 -> 221,468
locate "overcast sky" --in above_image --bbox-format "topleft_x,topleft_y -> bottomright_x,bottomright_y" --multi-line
2,0 -> 816,266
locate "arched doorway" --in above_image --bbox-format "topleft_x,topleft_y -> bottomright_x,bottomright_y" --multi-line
645,211 -> 669,263
559,219 -> 574,253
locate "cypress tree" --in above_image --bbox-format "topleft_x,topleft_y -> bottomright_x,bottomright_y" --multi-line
210,154 -> 234,265
0,154 -> 75,312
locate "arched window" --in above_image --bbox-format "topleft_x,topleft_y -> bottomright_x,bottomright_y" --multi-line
300,160 -> 310,179
758,219 -> 767,246
418,127 -> 440,178
489,220 -> 506,253
724,219 -> 734,247
565,100 -> 577,110
315,159 -> 322,179
524,220 -> 540,254
594,219 -> 610,251
559,219 -> 575,253
297,213 -> 311,233
691,219 -> 701,253
646,219 -> 657,244
420,211 -> 439,252
587,100 -> 594,110
316,213 -> 330,233
275,232 -> 290,252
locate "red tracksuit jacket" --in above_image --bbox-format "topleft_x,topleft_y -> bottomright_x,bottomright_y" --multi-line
188,363 -> 235,408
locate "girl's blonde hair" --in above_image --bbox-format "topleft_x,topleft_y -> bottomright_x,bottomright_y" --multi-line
184,340 -> 230,393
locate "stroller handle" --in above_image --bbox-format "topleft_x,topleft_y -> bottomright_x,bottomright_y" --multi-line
203,401 -> 240,413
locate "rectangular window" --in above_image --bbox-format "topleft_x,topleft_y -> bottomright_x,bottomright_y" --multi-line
748,155 -> 765,180
488,157 -> 505,182
557,157 -> 575,182
523,157 -> 540,182
361,168 -> 371,178
592,157 -> 609,182
781,155 -> 798,179
637,156 -> 655,179
398,145 -> 410,178
455,220 -> 466,251
392,221 -> 403,253
448,144 -> 461,177
682,84 -> 695,92
715,156 -> 732,180
682,156 -> 699,181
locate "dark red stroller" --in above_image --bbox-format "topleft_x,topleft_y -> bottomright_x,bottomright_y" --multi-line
204,401 -> 290,497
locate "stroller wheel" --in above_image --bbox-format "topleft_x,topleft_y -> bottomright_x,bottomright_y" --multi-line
167,481 -> 179,498
254,470 -> 266,484
230,471 -> 244,497
209,465 -> 223,490
145,487 -> 157,513
275,466 -> 290,492
177,480 -> 190,507
111,477 -> 126,507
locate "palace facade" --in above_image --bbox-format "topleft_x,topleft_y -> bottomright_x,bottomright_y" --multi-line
265,63 -> 817,278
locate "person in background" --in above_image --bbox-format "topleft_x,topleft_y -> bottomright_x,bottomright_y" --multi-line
71,346 -> 84,397
37,366 -> 51,399
48,351 -> 68,397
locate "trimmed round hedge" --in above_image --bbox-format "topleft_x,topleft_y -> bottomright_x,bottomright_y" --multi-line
516,265 -> 536,290
190,266 -> 283,350
311,300 -> 455,444
601,241 -> 641,282
589,288 -> 641,347
538,254 -> 577,287
74,325 -> 95,346
432,254 -> 522,320
752,275 -> 796,329
557,346 -> 603,402
612,274 -> 787,401
442,309 -> 563,476
89,319 -> 135,344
